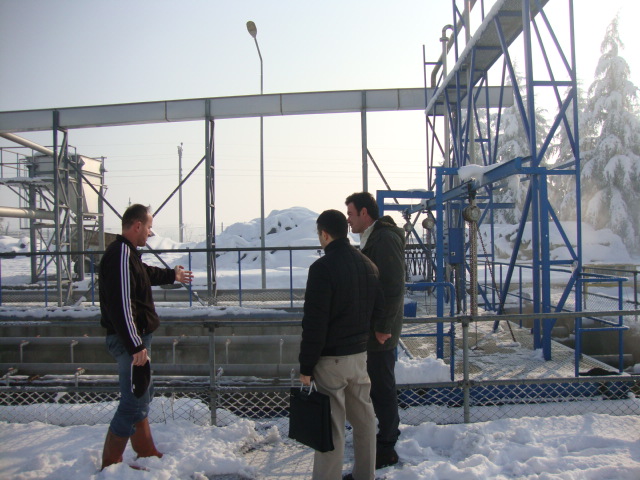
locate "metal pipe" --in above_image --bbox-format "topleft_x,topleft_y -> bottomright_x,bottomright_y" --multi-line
0,207 -> 55,220
19,340 -> 29,362
462,316 -> 470,423
432,25 -> 455,87
0,335 -> 302,346
70,339 -> 78,363
3,367 -> 17,386
0,132 -> 53,156
0,362 -> 299,377
172,338 -> 179,364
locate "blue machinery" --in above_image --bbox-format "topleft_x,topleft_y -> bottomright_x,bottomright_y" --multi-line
379,0 -> 627,375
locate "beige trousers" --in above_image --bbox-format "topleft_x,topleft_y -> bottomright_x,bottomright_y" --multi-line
312,352 -> 376,480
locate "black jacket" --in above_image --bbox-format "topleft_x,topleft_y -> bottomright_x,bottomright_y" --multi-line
299,237 -> 384,376
99,235 -> 175,355
361,216 -> 406,351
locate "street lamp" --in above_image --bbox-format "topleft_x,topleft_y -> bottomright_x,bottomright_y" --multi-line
246,20 -> 267,289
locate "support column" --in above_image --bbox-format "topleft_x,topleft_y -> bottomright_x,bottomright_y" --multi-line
204,101 -> 217,304
361,91 -> 368,192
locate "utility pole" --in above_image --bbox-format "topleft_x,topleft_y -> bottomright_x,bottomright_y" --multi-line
178,142 -> 184,242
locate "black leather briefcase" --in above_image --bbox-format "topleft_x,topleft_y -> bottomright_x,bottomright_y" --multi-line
288,382 -> 334,452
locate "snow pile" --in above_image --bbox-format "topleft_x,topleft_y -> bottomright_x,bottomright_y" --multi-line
457,163 -> 501,185
141,207 -> 365,289
0,235 -> 29,253
220,207 -> 320,247
482,221 -> 634,264
396,354 -> 451,384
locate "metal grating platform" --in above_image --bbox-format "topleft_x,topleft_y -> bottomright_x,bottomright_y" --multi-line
402,290 -> 617,380
402,319 -> 618,380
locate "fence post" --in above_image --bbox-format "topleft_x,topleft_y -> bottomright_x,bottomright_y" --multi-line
90,254 -> 95,305
634,271 -> 638,322
44,253 -> 48,306
208,324 -> 217,426
289,250 -> 294,308
188,249 -> 192,307
461,316 -> 471,423
237,251 -> 242,307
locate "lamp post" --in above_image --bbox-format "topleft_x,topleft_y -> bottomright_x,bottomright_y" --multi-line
246,20 -> 267,289
178,142 -> 184,242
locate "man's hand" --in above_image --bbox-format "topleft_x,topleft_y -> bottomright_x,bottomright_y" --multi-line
299,374 -> 312,386
375,332 -> 392,345
174,265 -> 194,284
132,348 -> 148,366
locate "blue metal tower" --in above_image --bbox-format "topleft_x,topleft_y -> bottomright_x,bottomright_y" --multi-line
378,0 -> 620,370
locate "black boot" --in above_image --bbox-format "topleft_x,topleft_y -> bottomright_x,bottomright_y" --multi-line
375,446 -> 399,469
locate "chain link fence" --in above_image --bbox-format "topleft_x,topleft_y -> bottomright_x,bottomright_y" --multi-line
1,375 -> 639,430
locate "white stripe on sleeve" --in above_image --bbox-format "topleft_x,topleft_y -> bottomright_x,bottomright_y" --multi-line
120,243 -> 142,347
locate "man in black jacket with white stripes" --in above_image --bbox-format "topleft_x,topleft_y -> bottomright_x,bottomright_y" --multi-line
99,204 -> 192,470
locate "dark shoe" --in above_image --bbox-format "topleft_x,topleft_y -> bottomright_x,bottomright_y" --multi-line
342,475 -> 354,480
375,448 -> 399,469
130,418 -> 163,459
101,428 -> 129,470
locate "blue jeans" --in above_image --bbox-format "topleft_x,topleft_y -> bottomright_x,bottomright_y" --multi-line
106,333 -> 154,438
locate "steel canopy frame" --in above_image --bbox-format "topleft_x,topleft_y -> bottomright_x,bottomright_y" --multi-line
3,87 -> 484,305
416,0 -> 585,363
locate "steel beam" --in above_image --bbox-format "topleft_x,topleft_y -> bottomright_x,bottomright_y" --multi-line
0,87 -> 512,134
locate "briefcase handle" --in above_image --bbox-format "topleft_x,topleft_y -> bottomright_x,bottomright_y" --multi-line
298,380 -> 318,394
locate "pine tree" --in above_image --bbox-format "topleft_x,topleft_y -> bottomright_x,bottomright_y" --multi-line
581,16 -> 640,253
548,83 -> 588,221
493,68 -> 549,224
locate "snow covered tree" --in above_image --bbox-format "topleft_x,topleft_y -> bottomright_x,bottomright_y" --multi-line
492,67 -> 550,224
581,16 -> 640,253
548,84 -> 588,221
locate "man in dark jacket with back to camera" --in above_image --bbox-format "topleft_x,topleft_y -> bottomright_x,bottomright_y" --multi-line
299,209 -> 384,480
99,203 -> 193,470
346,192 -> 406,469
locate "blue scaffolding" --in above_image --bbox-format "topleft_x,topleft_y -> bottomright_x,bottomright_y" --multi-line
378,0 -> 627,374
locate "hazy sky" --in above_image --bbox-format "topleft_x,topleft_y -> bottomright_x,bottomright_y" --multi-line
0,0 -> 638,239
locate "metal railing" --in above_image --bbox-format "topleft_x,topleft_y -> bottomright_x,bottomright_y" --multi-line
1,311 -> 639,428
0,246 -> 323,307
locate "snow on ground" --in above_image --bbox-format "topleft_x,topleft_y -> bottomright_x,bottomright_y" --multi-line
2,412 -> 640,479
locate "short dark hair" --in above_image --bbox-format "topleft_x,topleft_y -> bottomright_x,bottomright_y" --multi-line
345,192 -> 379,220
122,204 -> 151,230
316,210 -> 348,239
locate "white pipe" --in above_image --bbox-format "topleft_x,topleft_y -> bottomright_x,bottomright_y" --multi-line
0,132 -> 53,156
0,206 -> 55,220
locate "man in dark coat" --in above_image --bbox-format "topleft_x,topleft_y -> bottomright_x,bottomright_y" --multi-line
299,209 -> 384,480
346,192 -> 406,469
99,204 -> 193,470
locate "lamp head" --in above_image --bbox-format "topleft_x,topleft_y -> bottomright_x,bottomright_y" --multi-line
246,21 -> 257,38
